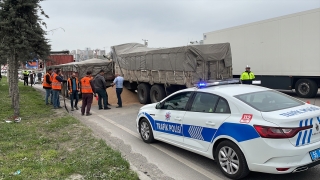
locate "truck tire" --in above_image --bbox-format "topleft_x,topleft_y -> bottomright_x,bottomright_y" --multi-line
150,85 -> 166,103
295,79 -> 318,98
137,83 -> 151,104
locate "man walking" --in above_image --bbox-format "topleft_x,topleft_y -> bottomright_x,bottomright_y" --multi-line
81,71 -> 95,116
43,68 -> 53,105
94,70 -> 110,110
240,65 -> 255,84
23,70 -> 29,86
30,71 -> 35,86
67,72 -> 80,111
37,72 -> 42,84
52,69 -> 67,109
111,73 -> 124,108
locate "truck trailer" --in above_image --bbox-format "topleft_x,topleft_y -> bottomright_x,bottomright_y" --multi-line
51,43 -> 233,104
203,8 -> 320,98
111,43 -> 232,104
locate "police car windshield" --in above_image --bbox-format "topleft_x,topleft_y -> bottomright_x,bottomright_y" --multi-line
235,90 -> 304,112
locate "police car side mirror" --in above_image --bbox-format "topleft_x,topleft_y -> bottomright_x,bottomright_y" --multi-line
156,102 -> 163,109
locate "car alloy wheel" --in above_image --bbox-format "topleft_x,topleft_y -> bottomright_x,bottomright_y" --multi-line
139,118 -> 155,143
218,146 -> 239,175
140,121 -> 150,140
215,140 -> 250,179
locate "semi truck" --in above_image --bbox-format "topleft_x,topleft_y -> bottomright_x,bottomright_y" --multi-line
51,43 -> 233,104
203,8 -> 320,98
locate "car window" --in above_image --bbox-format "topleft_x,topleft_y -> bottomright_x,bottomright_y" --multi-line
162,92 -> 192,110
215,98 -> 231,113
235,90 -> 304,112
190,93 -> 219,113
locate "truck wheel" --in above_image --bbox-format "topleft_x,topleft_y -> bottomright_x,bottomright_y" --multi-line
137,83 -> 151,104
215,140 -> 250,179
295,79 -> 318,98
150,85 -> 166,103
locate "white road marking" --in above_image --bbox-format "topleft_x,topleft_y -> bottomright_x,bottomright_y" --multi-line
95,114 -> 224,180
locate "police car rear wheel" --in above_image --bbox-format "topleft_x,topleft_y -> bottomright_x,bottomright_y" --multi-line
215,141 -> 249,179
139,118 -> 155,143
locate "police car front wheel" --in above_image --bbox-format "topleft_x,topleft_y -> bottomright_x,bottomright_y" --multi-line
139,118 -> 155,143
215,140 -> 250,179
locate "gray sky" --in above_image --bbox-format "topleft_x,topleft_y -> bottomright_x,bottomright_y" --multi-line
41,0 -> 320,51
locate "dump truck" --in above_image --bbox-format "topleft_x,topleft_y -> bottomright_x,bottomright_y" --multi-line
50,43 -> 233,104
203,8 -> 320,98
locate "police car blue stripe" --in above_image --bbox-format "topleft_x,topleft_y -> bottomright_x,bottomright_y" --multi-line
307,118 -> 313,144
295,120 -> 303,146
183,125 -> 215,142
144,112 -> 155,129
301,119 -> 309,145
317,117 -> 320,123
212,123 -> 260,142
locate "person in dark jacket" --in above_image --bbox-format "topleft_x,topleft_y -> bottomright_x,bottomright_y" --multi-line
30,71 -> 35,86
94,70 -> 111,110
67,72 -> 80,111
37,72 -> 42,84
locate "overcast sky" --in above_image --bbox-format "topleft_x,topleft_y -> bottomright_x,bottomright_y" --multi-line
41,0 -> 320,51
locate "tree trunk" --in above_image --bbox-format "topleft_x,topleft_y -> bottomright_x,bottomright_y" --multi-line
12,53 -> 20,116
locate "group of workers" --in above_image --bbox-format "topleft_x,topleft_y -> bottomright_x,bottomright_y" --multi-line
42,68 -> 124,116
23,70 -> 42,86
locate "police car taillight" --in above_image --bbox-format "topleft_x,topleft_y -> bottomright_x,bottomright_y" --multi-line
253,125 -> 313,138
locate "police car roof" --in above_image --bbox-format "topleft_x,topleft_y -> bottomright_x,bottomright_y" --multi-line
185,84 -> 270,97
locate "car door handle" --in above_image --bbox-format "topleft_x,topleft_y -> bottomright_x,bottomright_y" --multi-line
174,117 -> 182,121
206,121 -> 215,126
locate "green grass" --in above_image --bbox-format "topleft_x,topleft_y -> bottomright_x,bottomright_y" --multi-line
0,77 -> 139,180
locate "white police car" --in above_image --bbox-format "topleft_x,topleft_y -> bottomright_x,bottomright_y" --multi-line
136,80 -> 320,179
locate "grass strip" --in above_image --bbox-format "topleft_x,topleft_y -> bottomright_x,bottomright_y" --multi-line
0,76 -> 139,180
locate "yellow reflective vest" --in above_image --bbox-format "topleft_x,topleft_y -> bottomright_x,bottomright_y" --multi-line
240,71 -> 255,80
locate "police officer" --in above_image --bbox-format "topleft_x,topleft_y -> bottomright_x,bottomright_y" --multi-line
240,65 -> 255,84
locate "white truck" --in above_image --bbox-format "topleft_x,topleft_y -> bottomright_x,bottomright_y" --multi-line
203,8 -> 320,98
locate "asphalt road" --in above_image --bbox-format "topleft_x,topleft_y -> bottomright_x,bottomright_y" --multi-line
32,84 -> 320,180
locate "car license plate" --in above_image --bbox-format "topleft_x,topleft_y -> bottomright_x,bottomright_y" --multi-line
309,148 -> 320,161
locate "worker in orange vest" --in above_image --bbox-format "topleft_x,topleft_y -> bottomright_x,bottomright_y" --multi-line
52,69 -> 67,109
80,71 -> 95,116
67,72 -> 80,111
42,68 -> 53,105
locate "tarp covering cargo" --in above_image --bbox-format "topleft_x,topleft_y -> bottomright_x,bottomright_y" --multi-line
49,58 -> 114,80
111,43 -> 232,72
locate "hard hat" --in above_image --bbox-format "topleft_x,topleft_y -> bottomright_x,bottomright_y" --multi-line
246,65 -> 250,68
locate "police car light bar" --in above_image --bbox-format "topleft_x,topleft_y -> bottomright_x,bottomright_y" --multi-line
195,79 -> 240,88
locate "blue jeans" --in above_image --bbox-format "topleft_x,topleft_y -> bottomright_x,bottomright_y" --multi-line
45,89 -> 53,105
116,88 -> 123,107
52,90 -> 60,108
70,90 -> 79,108
96,88 -> 107,109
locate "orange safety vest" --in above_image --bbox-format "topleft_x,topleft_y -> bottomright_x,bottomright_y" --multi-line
52,73 -> 62,90
67,77 -> 79,92
42,73 -> 52,88
81,76 -> 93,94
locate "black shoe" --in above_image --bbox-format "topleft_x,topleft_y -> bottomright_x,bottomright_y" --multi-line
81,113 -> 84,116
71,108 -> 74,111
58,106 -> 63,108
104,107 -> 111,110
99,107 -> 103,110
116,106 -> 122,108
86,113 -> 92,116
75,106 -> 79,110
107,103 -> 111,106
